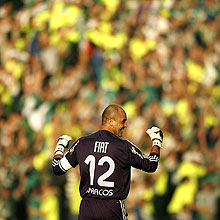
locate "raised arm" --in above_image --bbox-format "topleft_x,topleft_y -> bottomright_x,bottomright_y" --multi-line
51,135 -> 73,175
146,126 -> 163,155
128,127 -> 163,172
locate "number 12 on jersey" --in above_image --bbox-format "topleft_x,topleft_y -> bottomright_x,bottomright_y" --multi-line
84,155 -> 115,187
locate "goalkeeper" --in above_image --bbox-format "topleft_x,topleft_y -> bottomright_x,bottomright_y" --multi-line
52,104 -> 163,220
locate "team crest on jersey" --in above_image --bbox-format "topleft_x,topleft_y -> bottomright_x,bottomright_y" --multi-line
131,147 -> 137,155
130,146 -> 143,159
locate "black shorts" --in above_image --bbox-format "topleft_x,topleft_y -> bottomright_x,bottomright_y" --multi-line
78,197 -> 128,220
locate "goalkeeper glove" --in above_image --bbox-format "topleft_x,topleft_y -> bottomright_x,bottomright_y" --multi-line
146,127 -> 163,148
54,135 -> 73,157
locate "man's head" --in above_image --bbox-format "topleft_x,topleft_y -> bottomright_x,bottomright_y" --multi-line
101,104 -> 127,137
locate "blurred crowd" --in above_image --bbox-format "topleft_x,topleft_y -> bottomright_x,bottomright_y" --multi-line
0,0 -> 220,220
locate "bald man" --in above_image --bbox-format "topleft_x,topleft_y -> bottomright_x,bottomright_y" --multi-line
52,104 -> 163,220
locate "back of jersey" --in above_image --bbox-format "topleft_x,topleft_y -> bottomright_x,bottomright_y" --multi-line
73,130 -> 131,200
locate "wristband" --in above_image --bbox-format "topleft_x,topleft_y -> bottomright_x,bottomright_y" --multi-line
152,139 -> 162,148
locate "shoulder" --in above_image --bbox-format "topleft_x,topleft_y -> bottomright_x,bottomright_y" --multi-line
84,131 -> 99,138
125,139 -> 138,149
125,139 -> 143,155
112,136 -> 129,147
71,131 -> 100,146
79,131 -> 99,142
76,131 -> 99,140
115,139 -> 136,154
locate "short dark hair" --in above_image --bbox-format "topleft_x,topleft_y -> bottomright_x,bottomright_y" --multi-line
101,104 -> 122,125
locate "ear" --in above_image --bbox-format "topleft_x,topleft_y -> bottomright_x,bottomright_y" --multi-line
109,118 -> 114,127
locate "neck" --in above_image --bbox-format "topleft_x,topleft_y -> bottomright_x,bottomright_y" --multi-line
101,125 -> 114,134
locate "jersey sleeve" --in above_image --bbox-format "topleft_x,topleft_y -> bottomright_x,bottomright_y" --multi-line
126,140 -> 159,172
52,139 -> 80,175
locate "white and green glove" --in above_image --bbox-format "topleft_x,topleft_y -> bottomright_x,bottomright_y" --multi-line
54,135 -> 73,157
146,127 -> 163,148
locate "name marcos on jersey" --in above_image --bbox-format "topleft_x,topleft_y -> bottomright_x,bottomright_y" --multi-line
86,187 -> 113,197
